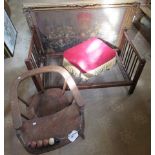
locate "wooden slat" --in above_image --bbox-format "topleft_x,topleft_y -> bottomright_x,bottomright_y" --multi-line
33,45 -> 40,67
123,42 -> 130,65
124,31 -> 143,61
117,56 -> 130,81
124,44 -> 132,71
125,48 -> 133,72
129,55 -> 138,79
30,54 -> 37,68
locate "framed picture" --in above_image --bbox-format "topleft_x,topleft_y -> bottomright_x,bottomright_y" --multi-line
30,7 -> 125,52
4,9 -> 17,57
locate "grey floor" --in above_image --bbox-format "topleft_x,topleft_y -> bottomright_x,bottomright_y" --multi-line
4,0 -> 151,155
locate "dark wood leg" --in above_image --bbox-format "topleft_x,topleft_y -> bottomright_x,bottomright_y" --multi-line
128,84 -> 136,95
79,108 -> 85,139
128,60 -> 146,95
79,132 -> 85,139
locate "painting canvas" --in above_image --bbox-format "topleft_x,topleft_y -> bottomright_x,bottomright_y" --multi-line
4,10 -> 17,56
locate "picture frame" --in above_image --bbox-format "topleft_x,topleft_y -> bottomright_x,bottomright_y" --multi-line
4,9 -> 17,57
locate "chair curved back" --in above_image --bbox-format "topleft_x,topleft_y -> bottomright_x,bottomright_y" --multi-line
10,65 -> 85,130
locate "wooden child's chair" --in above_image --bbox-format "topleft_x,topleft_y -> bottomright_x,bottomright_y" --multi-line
10,65 -> 85,154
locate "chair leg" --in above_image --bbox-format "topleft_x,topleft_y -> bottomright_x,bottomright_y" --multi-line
79,132 -> 85,139
128,84 -> 136,95
128,60 -> 146,95
79,111 -> 85,139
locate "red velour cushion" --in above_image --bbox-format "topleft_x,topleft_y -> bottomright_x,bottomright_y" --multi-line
63,37 -> 116,73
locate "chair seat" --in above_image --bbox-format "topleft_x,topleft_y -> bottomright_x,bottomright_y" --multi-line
21,103 -> 83,153
63,37 -> 116,78
27,88 -> 72,118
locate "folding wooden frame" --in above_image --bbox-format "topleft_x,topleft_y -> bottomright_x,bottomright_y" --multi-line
25,27 -> 146,95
